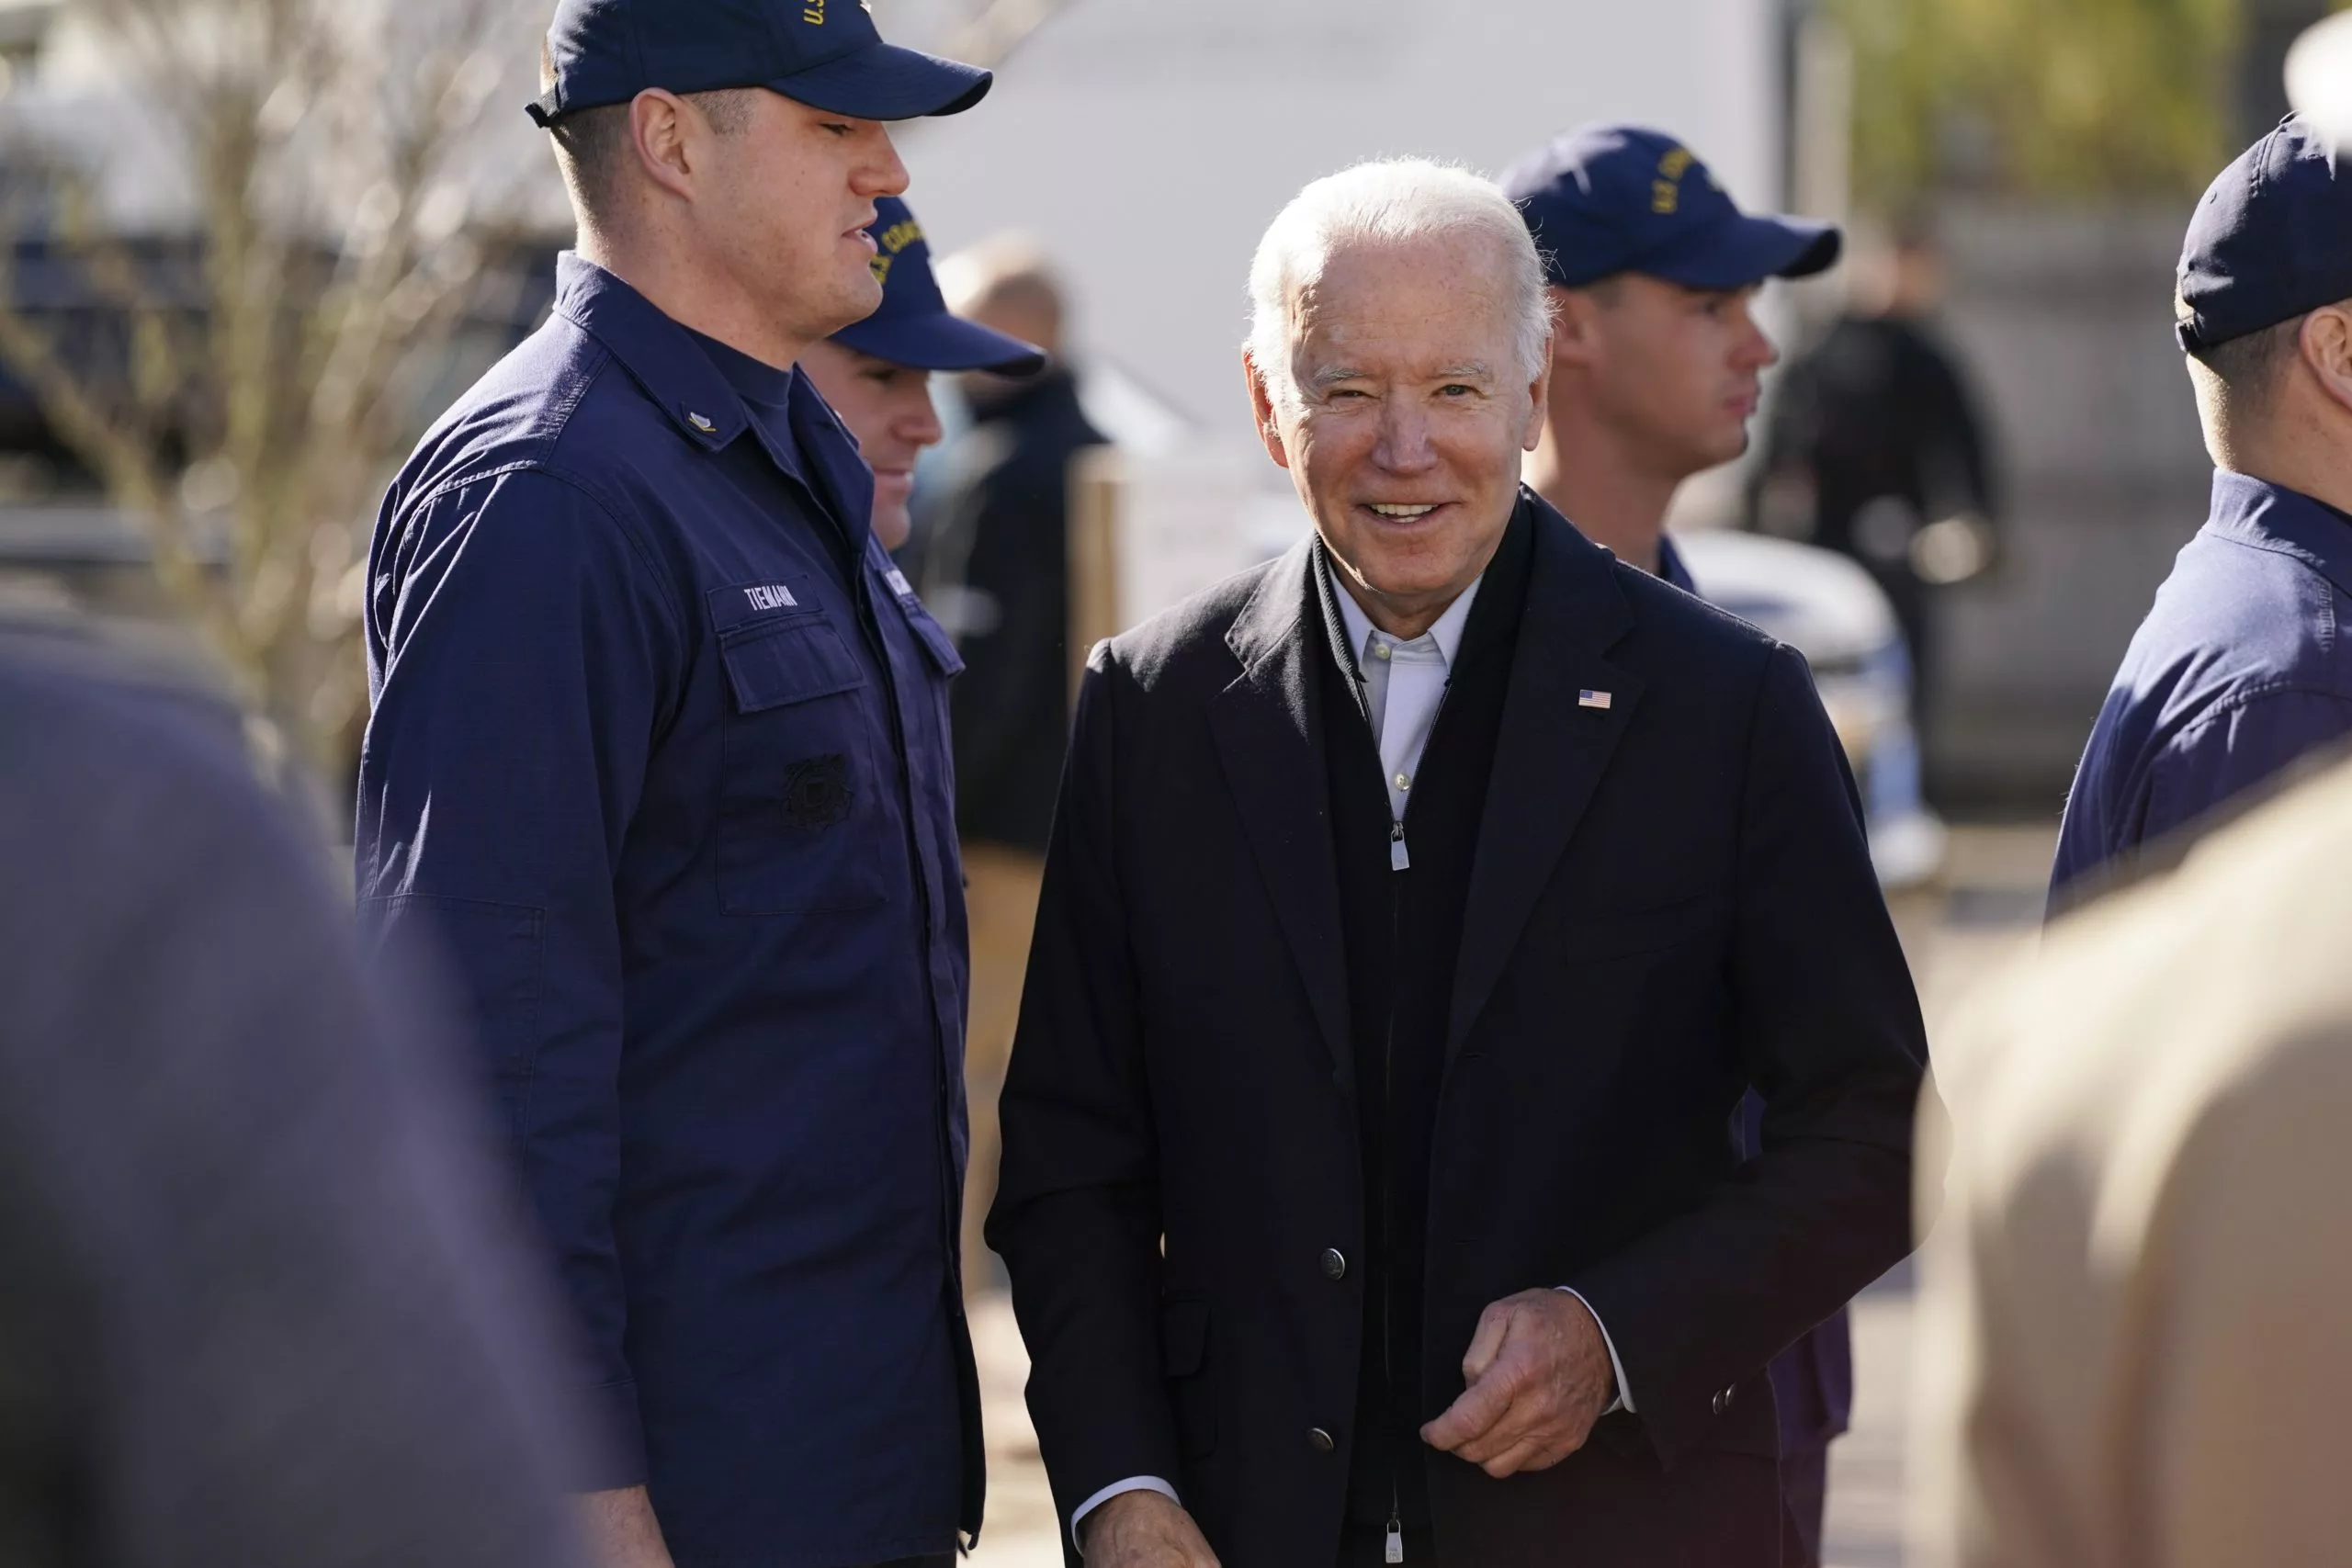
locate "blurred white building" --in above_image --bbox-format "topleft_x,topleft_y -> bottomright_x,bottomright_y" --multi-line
891,0 -> 1788,437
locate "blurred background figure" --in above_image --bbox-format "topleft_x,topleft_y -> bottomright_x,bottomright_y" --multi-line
799,197 -> 1046,556
2049,116 -> 2352,911
1911,751 -> 2352,1568
1748,219 -> 2001,736
920,234 -> 1106,1289
0,626 -> 590,1568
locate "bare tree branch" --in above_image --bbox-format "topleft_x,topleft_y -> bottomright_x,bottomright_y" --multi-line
0,0 -> 553,762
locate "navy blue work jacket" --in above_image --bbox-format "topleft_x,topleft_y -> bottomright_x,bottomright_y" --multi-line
2052,470 -> 2352,904
356,255 -> 979,1567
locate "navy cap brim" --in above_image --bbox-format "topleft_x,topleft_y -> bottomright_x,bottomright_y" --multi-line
1603,212 -> 1842,291
769,43 -> 991,121
831,310 -> 1046,375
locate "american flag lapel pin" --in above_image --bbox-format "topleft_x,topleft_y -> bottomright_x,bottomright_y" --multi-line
1579,689 -> 1613,711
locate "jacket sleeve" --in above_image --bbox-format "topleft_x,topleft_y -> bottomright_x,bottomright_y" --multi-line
1568,642 -> 1932,1468
984,642 -> 1182,1530
356,467 -> 684,1489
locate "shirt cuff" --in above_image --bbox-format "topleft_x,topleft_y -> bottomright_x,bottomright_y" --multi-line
1070,1476 -> 1181,1554
1557,1286 -> 1634,1414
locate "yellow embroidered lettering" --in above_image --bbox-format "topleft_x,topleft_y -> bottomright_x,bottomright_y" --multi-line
1652,179 -> 1679,214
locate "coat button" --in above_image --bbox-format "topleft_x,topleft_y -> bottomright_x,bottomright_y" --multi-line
1320,1248 -> 1348,1281
1713,1386 -> 1736,1416
1308,1427 -> 1337,1453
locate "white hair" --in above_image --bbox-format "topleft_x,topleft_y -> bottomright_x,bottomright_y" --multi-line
1246,157 -> 1554,410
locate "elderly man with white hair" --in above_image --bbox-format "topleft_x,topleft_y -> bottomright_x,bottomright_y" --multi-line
988,160 -> 1929,1568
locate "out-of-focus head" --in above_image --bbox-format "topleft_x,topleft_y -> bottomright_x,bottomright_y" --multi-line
1244,158 -> 1554,637
802,197 -> 1046,548
1847,212 -> 1944,319
531,0 -> 990,348
937,234 -> 1070,403
2177,115 -> 2352,468
1504,124 -> 1836,483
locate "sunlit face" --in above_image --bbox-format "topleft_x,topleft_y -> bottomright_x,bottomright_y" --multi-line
698,92 -> 910,345
798,338 -> 944,550
1247,234 -> 1549,637
1558,274 -> 1779,477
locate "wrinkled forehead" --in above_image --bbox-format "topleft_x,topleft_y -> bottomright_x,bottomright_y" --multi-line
1287,231 -> 1520,371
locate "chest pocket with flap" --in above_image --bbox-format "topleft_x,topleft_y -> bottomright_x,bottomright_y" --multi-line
712,581 -> 889,917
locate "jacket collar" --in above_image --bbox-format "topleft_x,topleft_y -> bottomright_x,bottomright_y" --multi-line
2207,468 -> 2352,602
554,254 -> 758,454
552,254 -> 876,550
1212,491 -> 1645,1078
1443,490 -> 1642,1056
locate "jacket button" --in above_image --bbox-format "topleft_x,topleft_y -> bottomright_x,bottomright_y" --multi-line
1320,1248 -> 1348,1281
1308,1427 -> 1337,1453
1713,1386 -> 1736,1416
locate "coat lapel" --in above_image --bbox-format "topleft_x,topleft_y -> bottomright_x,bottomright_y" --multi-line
1207,537 -> 1353,1087
1447,498 -> 1646,1058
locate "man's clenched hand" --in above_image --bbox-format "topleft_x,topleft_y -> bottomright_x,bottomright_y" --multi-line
1080,1489 -> 1220,1568
1419,1289 -> 1616,1478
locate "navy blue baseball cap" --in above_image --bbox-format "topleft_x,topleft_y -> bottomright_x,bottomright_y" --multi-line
528,0 -> 990,128
830,197 -> 1046,374
1500,124 -> 1840,290
2177,114 -> 2352,353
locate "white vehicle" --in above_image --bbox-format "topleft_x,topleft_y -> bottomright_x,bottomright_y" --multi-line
1672,528 -> 1949,890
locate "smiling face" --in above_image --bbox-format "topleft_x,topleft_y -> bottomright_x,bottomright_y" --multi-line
697,91 -> 910,346
1555,273 -> 1779,477
797,339 -> 944,550
1246,233 -> 1550,638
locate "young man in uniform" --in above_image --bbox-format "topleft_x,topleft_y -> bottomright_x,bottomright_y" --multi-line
1500,123 -> 1855,1568
2052,115 -> 2352,908
356,4 -> 996,1564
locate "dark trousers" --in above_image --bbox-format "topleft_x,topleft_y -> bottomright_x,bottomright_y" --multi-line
1337,1520 -> 1439,1567
1333,1450 -> 1825,1568
1780,1441 -> 1829,1567
861,1558 -> 955,1567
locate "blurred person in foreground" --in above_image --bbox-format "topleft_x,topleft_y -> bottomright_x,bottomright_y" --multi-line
0,626 -> 589,1568
1749,218 -> 2000,725
1914,752 -> 2352,1567
798,197 -> 1046,558
917,234 -> 1106,1286
356,3 -> 998,1564
2051,115 -> 2352,909
1501,121 -> 1857,1568
989,158 -> 1929,1568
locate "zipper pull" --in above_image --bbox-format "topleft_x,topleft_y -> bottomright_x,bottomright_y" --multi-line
1386,1511 -> 1406,1563
1390,822 -> 1410,872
